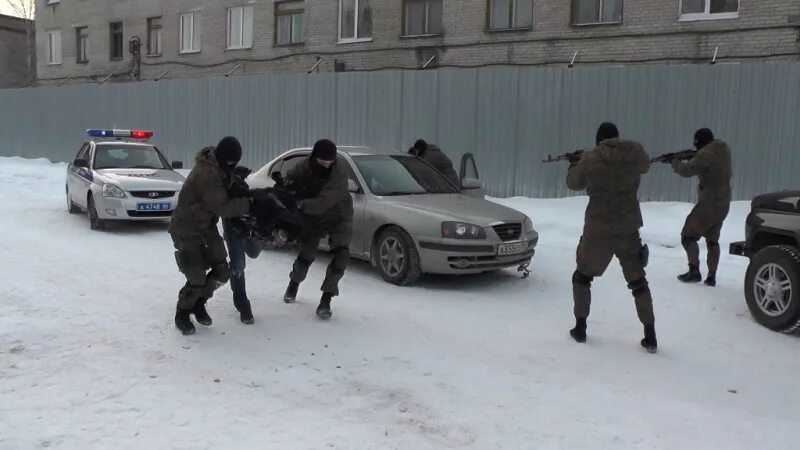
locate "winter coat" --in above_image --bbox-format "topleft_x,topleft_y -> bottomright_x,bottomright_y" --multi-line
168,147 -> 251,239
671,140 -> 732,222
566,139 -> 650,236
286,157 -> 354,241
422,145 -> 460,187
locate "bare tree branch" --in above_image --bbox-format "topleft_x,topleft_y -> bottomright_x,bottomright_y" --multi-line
7,0 -> 35,20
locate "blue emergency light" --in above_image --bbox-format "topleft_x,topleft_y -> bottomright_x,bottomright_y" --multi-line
86,129 -> 153,139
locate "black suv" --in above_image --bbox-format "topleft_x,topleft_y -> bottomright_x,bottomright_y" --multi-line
730,190 -> 800,334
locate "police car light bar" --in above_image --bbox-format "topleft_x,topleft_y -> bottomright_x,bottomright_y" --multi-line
86,129 -> 154,140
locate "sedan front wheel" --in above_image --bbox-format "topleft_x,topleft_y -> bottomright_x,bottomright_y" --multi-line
376,227 -> 422,286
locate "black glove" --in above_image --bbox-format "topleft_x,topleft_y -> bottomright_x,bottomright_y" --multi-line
233,166 -> 252,179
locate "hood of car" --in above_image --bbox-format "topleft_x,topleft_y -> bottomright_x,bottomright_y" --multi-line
751,189 -> 800,213
381,193 -> 527,226
96,169 -> 185,190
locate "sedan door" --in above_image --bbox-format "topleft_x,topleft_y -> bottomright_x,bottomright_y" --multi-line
70,143 -> 92,208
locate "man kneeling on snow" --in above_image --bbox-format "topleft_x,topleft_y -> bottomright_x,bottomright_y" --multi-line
168,137 -> 254,336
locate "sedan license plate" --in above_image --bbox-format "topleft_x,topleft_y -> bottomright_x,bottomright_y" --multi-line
137,202 -> 171,212
497,241 -> 528,256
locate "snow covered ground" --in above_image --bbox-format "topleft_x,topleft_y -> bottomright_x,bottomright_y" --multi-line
0,156 -> 797,450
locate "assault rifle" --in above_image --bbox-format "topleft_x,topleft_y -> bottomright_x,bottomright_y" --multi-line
650,149 -> 697,164
542,149 -> 585,164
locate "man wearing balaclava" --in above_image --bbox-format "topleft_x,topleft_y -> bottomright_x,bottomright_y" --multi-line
671,128 -> 732,286
168,136 -> 253,335
566,122 -> 658,353
409,139 -> 460,187
283,139 -> 354,319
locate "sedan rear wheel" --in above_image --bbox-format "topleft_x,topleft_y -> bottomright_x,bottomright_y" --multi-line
376,227 -> 421,286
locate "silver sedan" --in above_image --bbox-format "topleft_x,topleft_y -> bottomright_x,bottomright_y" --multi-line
248,147 -> 538,285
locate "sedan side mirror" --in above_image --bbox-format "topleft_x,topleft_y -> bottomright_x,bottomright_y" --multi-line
74,158 -> 90,169
348,179 -> 360,193
461,178 -> 482,190
171,160 -> 184,169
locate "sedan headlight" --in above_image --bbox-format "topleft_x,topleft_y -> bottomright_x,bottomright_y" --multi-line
102,184 -> 126,198
442,221 -> 487,240
523,216 -> 534,234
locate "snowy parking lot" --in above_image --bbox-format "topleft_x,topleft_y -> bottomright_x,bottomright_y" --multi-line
1,156 -> 798,450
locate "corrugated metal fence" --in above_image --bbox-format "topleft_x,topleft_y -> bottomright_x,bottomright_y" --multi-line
2,63 -> 799,201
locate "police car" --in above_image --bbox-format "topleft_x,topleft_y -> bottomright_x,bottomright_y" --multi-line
65,129 -> 185,230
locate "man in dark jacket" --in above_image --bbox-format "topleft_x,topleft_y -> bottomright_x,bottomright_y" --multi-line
168,137 -> 252,335
409,139 -> 460,187
221,165 -> 263,325
671,128 -> 733,286
566,122 -> 657,353
283,139 -> 354,319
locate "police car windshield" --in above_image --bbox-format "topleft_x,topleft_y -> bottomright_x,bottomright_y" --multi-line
93,144 -> 171,170
353,155 -> 459,196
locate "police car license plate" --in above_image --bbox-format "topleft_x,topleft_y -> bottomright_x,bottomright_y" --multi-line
497,241 -> 528,256
137,203 -> 171,211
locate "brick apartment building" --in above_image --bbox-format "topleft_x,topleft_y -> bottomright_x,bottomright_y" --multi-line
0,13 -> 36,88
35,0 -> 800,85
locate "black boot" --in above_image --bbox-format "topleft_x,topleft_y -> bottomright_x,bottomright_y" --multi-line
704,275 -> 717,287
192,300 -> 212,326
240,308 -> 254,325
284,281 -> 299,304
316,293 -> 333,319
677,264 -> 702,283
175,308 -> 196,335
641,324 -> 657,353
570,318 -> 587,343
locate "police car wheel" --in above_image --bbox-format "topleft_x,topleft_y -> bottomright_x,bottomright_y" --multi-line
87,195 -> 106,231
744,245 -> 800,335
66,186 -> 80,214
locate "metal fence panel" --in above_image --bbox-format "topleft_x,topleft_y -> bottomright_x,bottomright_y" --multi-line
2,63 -> 799,201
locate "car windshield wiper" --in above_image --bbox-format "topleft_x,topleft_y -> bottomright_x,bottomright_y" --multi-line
93,166 -> 118,170
130,165 -> 160,169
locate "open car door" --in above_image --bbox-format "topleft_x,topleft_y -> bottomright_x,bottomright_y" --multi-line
459,153 -> 485,198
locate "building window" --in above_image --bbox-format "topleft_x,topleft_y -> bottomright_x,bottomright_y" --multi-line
339,0 -> 373,43
680,0 -> 739,21
275,1 -> 305,46
403,0 -> 443,36
76,26 -> 89,63
47,30 -> 62,65
180,13 -> 201,53
488,0 -> 533,31
227,6 -> 254,49
147,17 -> 162,56
572,0 -> 623,25
46,0 -> 60,4
109,22 -> 123,60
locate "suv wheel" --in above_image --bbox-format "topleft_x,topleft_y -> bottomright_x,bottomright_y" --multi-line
66,186 -> 80,214
87,194 -> 106,231
744,245 -> 800,334
375,227 -> 422,286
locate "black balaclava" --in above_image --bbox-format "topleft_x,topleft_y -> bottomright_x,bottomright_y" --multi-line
693,128 -> 714,150
413,139 -> 428,157
595,122 -> 619,145
215,136 -> 242,171
310,139 -> 337,175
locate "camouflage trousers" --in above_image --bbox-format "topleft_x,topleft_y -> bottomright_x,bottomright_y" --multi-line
681,202 -> 730,276
290,217 -> 353,296
573,233 -> 655,325
170,229 -> 230,311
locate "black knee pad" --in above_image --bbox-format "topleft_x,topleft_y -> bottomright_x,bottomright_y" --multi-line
297,255 -> 315,266
627,277 -> 650,297
572,270 -> 593,287
208,262 -> 231,284
681,236 -> 699,249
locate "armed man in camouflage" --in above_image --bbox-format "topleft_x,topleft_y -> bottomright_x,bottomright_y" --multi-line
566,122 -> 658,353
168,137 -> 253,335
671,128 -> 733,287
